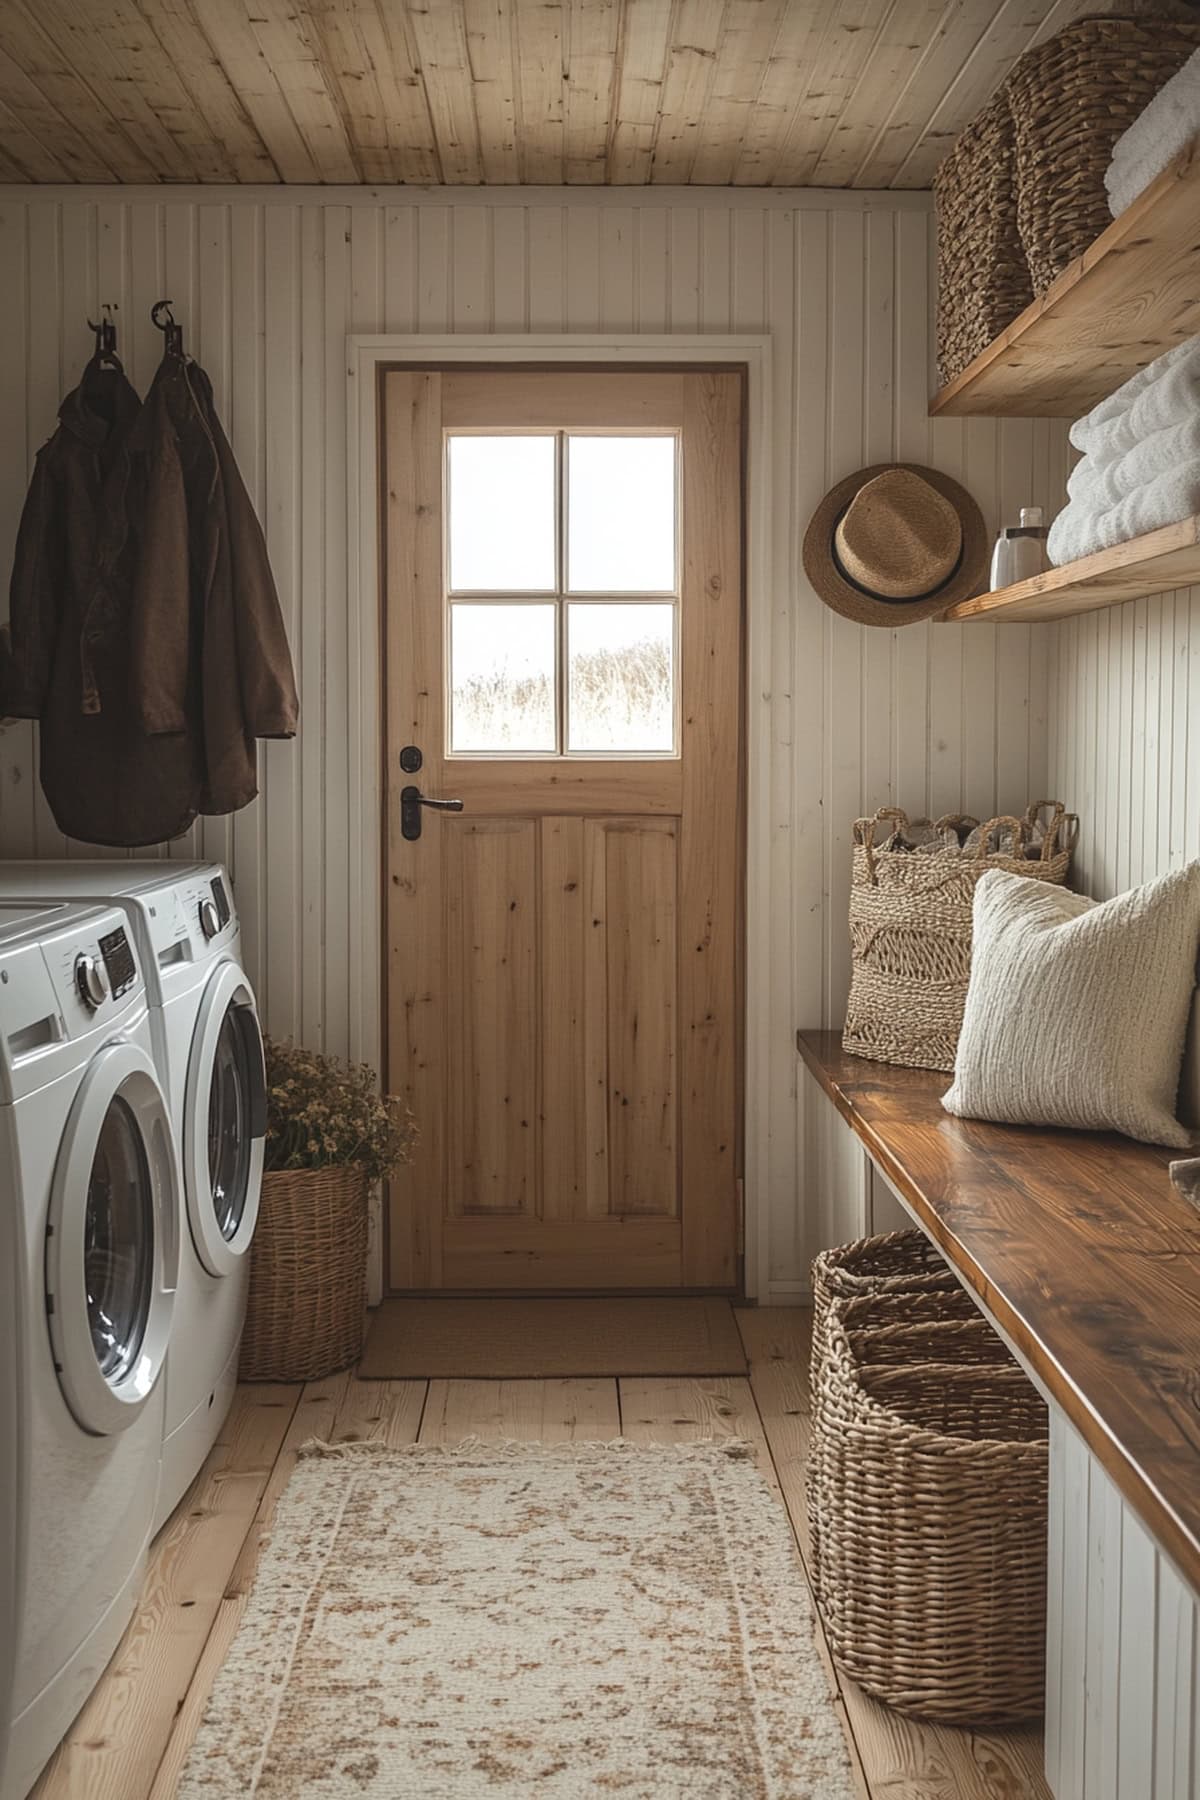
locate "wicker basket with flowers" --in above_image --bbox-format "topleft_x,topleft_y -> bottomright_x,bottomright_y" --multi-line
239,1039 -> 415,1381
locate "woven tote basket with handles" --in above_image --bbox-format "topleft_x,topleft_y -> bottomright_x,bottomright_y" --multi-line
933,88 -> 1032,387
842,801 -> 1075,1073
239,1165 -> 368,1382
813,1298 -> 1049,1725
1007,14 -> 1200,294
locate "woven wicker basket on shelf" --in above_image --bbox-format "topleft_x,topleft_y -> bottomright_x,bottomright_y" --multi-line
1007,14 -> 1200,294
239,1165 -> 368,1382
842,801 -> 1075,1074
933,89 -> 1032,386
813,1304 -> 1049,1725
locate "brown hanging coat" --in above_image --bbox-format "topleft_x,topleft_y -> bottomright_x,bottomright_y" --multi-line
5,351 -> 298,847
131,354 -> 299,817
4,356 -> 203,845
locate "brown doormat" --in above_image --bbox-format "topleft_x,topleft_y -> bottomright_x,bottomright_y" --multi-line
358,1296 -> 748,1379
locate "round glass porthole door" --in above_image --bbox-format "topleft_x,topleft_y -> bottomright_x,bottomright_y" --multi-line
46,1042 -> 179,1435
185,962 -> 266,1278
209,1004 -> 254,1243
86,1096 -> 154,1382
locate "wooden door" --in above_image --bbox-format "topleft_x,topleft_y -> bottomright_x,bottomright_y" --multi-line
383,368 -> 743,1292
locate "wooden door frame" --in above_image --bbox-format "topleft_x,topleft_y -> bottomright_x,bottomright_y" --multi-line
347,333 -> 773,1305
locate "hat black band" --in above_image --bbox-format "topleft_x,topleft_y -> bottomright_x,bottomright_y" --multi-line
831,501 -> 966,604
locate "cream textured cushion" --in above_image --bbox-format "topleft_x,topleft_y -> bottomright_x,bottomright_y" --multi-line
943,864 -> 1200,1148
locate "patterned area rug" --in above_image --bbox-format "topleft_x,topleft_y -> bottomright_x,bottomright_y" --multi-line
177,1439 -> 856,1799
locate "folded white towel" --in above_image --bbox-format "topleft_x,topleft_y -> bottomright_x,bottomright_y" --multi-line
1128,355 -> 1200,442
1066,455 -> 1122,511
1114,414 -> 1200,495
1106,48 -> 1200,217
1048,457 -> 1200,565
1070,414 -> 1200,513
1047,499 -> 1105,565
1070,335 -> 1200,454
1109,459 -> 1200,544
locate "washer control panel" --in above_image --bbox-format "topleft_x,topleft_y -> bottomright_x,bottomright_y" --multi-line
74,952 -> 110,1010
99,925 -> 137,999
199,875 -> 232,940
210,874 -> 231,930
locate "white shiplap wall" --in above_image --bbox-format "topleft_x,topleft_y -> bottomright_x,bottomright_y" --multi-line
1047,593 -> 1200,903
1047,1411 -> 1200,1800
0,186 -> 1071,1296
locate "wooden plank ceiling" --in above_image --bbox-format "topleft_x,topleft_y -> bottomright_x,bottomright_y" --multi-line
0,0 -> 1120,188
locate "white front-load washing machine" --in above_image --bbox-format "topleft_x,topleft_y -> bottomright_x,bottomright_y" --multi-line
0,864 -> 267,1533
0,899 -> 179,1800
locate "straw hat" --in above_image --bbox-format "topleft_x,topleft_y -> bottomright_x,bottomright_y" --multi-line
802,463 -> 988,626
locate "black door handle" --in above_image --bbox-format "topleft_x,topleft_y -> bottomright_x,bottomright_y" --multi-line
401,785 -> 465,840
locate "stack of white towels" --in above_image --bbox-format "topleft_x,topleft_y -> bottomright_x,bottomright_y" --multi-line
1047,335 -> 1200,567
1106,47 -> 1200,217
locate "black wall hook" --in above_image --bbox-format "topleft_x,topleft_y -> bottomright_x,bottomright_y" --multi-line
87,302 -> 119,364
151,298 -> 184,359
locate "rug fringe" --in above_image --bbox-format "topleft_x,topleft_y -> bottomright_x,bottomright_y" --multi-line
299,1435 -> 757,1463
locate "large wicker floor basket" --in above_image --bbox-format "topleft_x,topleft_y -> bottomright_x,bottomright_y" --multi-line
842,802 -> 1074,1073
808,1231 -> 972,1595
813,1297 -> 1049,1725
810,1229 -> 963,1383
240,1166 -> 368,1381
1007,15 -> 1200,294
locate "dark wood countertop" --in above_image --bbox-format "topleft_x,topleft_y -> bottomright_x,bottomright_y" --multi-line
796,1027 -> 1200,1598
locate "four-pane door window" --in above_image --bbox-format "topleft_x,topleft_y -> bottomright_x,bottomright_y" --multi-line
445,432 -> 679,757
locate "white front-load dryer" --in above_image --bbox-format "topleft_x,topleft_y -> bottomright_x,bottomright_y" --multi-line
0,899 -> 179,1800
0,862 -> 267,1531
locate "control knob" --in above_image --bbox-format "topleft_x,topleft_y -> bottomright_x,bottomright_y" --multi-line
75,953 -> 110,1011
199,898 -> 221,940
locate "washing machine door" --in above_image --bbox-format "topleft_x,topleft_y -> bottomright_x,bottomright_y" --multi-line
184,962 -> 266,1278
45,1042 -> 180,1436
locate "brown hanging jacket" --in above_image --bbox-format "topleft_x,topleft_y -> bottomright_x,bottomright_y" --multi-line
4,355 -> 203,846
4,351 -> 298,846
129,354 -> 298,817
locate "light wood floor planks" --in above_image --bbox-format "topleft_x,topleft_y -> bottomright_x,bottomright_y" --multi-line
31,1308 -> 1051,1800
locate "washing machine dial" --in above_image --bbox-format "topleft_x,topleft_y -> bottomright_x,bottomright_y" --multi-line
75,953 -> 110,1010
199,897 -> 221,940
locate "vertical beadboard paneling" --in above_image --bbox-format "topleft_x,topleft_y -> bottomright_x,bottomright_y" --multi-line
163,199 -> 200,863
0,200 -> 32,857
823,210 -> 867,1028
321,206 -> 351,1056
0,187 -> 1069,1294
229,202 -> 267,990
770,206 -> 802,1291
635,208 -> 668,330
197,201 -> 234,879
26,204 -> 68,860
261,204 -> 301,1038
526,206 -> 563,330
565,205 -> 601,329
1048,1414 -> 1200,1800
298,205 -> 329,1050
1048,579 -> 1200,903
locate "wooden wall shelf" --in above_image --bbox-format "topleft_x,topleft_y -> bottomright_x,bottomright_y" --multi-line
930,139 -> 1200,418
942,515 -> 1200,622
